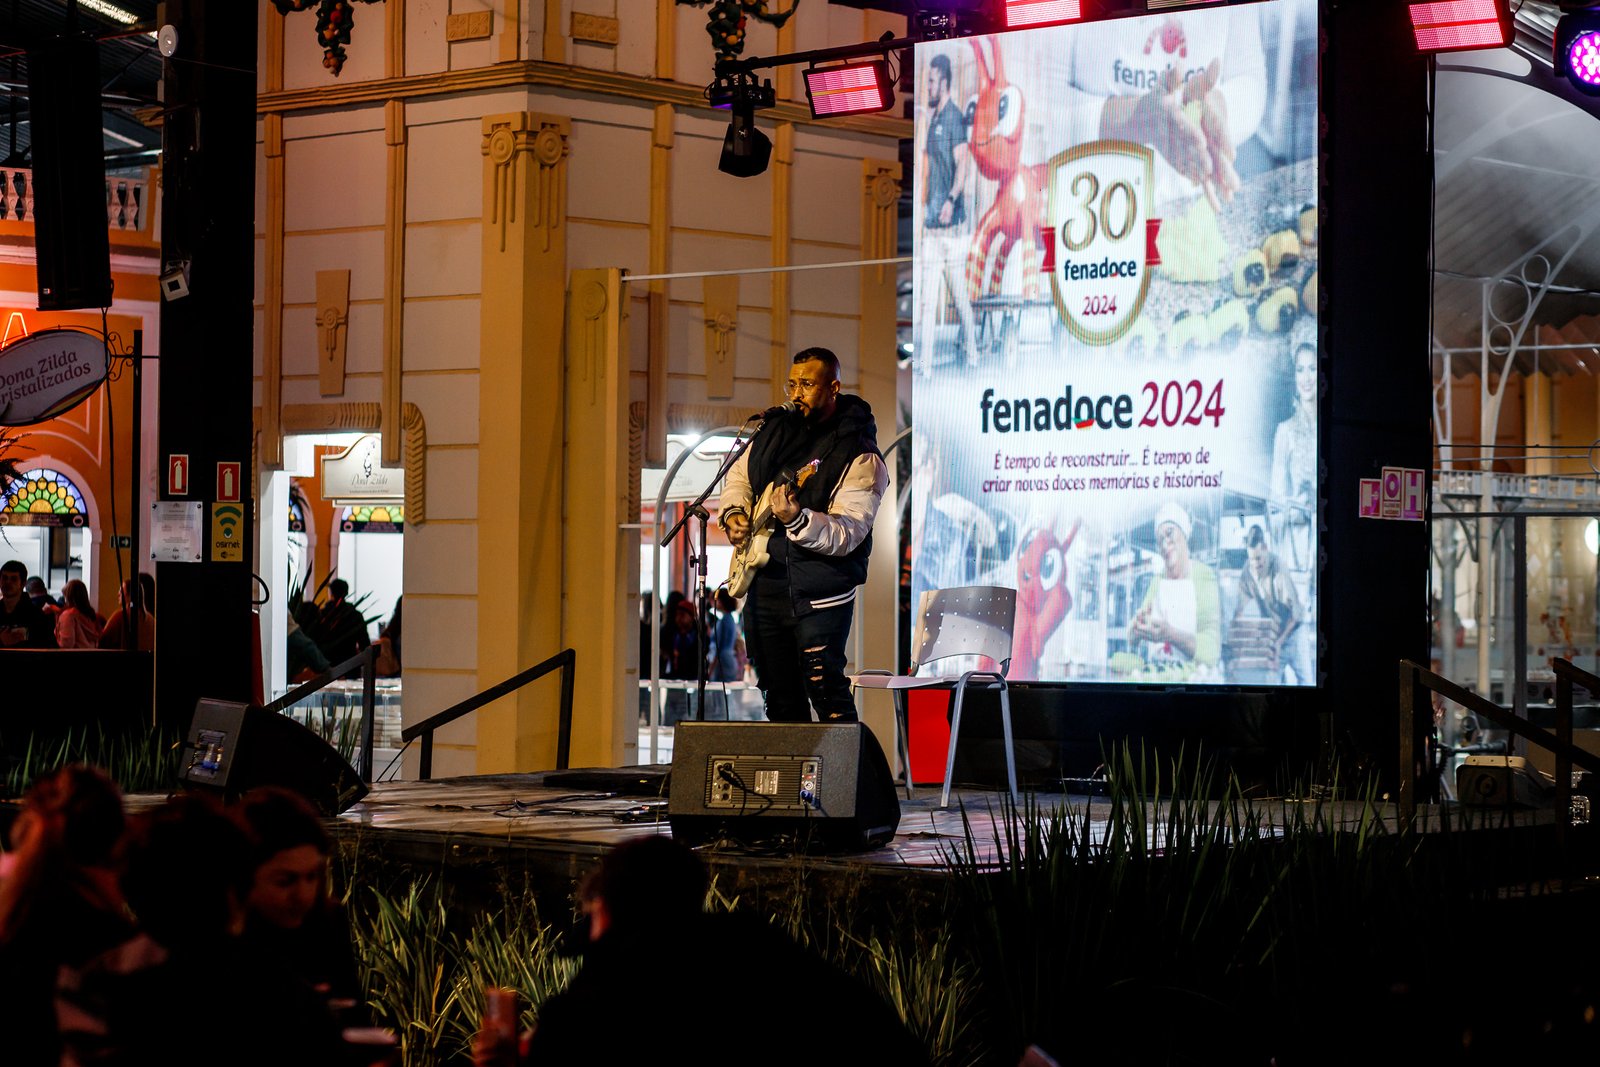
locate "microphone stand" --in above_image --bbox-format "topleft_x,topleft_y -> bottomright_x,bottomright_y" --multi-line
661,420 -> 759,722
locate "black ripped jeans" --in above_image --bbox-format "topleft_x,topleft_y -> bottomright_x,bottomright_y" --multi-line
743,581 -> 857,723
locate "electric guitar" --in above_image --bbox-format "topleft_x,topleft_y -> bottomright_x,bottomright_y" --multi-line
724,481 -> 781,598
724,461 -> 818,597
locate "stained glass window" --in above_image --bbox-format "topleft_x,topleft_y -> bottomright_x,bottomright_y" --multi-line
340,504 -> 403,533
2,468 -> 89,527
289,495 -> 306,533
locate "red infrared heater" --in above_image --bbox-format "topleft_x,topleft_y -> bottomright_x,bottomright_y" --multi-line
1003,0 -> 1085,30
804,60 -> 895,119
1408,0 -> 1512,53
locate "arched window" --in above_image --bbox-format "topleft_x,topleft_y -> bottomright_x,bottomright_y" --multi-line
340,504 -> 403,533
289,495 -> 306,533
2,468 -> 89,527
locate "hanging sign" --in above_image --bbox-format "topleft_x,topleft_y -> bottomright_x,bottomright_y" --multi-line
319,434 -> 403,504
0,327 -> 108,425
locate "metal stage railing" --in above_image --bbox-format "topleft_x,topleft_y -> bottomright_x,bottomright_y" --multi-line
261,646 -> 380,782
401,648 -> 576,780
1399,658 -> 1600,840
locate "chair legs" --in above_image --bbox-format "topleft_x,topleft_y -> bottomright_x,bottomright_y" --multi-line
893,689 -> 914,801
940,679 -> 1020,809
940,684 -> 965,810
999,684 -> 1019,803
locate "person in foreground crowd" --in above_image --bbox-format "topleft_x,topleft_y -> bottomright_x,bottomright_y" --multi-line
473,836 -> 927,1065
0,765 -> 134,1067
56,793 -> 385,1066
231,786 -> 364,1013
719,348 -> 888,723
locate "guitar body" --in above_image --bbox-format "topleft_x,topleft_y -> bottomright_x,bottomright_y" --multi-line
725,482 -> 778,598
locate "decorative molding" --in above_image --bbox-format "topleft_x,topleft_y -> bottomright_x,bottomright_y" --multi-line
646,104 -> 672,466
382,99 -> 407,464
265,4 -> 285,94
400,402 -> 427,525
655,0 -> 676,80
776,19 -> 795,102
482,112 -> 571,255
446,11 -> 493,42
387,0 -> 406,78
771,122 -> 794,404
570,275 -> 611,407
571,12 -> 618,45
262,113 -> 287,468
255,61 -> 912,141
279,401 -> 427,524
628,400 -> 646,521
500,0 -> 521,63
702,274 -> 738,400
544,0 -> 563,62
314,268 -> 350,396
861,159 -> 901,284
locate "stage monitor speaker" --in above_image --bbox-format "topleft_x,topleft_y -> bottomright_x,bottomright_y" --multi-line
27,34 -> 113,310
668,722 -> 900,853
1457,754 -> 1555,809
178,698 -> 369,815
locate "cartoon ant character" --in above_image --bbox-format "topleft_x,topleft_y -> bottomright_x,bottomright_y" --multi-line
1145,17 -> 1188,61
963,37 -> 1049,309
1012,519 -> 1080,679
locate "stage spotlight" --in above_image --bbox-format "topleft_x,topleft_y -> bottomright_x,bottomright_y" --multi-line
1002,0 -> 1086,31
719,101 -> 773,177
1557,9 -> 1600,94
804,60 -> 895,119
1408,0 -> 1512,54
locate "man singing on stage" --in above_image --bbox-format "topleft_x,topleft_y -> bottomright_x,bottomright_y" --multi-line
720,348 -> 888,722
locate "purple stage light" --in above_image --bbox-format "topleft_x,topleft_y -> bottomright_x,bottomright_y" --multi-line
1569,30 -> 1600,88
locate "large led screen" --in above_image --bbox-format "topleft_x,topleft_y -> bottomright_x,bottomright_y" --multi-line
912,0 -> 1319,685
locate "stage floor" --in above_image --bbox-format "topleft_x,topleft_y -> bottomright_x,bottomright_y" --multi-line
322,770 -> 1558,878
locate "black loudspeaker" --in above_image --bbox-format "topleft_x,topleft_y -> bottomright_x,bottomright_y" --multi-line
668,722 -> 900,853
27,34 -> 113,310
178,699 -> 369,815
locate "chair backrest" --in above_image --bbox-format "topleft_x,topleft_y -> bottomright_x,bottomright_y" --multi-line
911,586 -> 1016,676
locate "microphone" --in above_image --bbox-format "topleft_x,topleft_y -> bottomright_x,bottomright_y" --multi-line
752,400 -> 798,420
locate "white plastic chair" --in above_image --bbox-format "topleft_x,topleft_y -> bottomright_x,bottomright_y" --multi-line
852,585 -> 1018,808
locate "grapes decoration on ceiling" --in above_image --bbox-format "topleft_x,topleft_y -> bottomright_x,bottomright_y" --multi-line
271,0 -> 384,77
676,0 -> 801,63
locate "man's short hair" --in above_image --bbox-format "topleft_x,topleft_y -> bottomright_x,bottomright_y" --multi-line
792,347 -> 840,382
328,578 -> 350,600
581,837 -> 707,931
0,560 -> 26,581
930,54 -> 952,88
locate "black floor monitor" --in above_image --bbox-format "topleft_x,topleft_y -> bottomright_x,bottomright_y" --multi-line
179,698 -> 368,815
668,722 -> 900,853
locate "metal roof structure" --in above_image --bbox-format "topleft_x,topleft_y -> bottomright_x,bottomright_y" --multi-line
0,0 -> 161,166
1434,2 -> 1600,378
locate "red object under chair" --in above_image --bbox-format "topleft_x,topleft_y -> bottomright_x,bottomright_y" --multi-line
906,688 -> 953,785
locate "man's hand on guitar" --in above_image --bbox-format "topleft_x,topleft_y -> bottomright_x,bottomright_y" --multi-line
724,510 -> 751,546
771,484 -> 800,524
